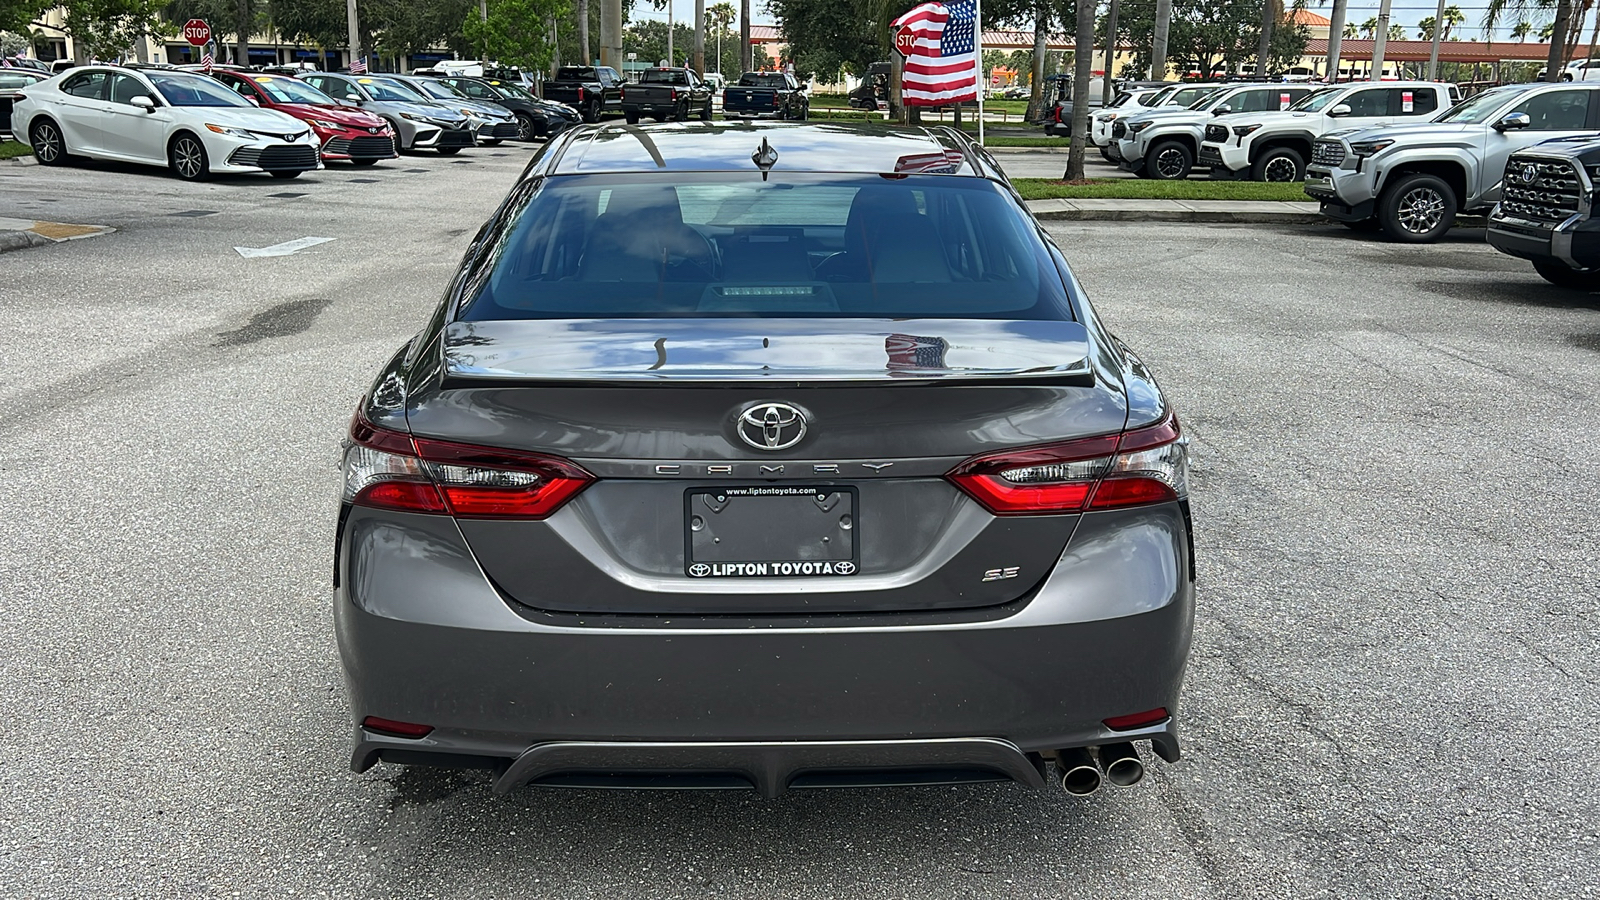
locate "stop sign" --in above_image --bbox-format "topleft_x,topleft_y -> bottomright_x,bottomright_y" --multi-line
183,19 -> 211,46
894,25 -> 918,57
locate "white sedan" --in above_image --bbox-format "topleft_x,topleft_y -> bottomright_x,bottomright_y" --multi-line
10,65 -> 322,180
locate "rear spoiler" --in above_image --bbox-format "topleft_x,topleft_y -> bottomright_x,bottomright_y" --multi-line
440,318 -> 1094,388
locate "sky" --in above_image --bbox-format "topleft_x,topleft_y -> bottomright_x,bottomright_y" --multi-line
640,0 -> 1576,43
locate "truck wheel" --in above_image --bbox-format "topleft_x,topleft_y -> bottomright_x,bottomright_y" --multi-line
673,101 -> 688,122
1251,146 -> 1304,182
700,100 -> 712,121
1532,259 -> 1600,289
799,103 -> 808,121
583,101 -> 601,124
1377,173 -> 1456,243
1098,146 -> 1112,162
1148,140 -> 1193,180
625,111 -> 640,125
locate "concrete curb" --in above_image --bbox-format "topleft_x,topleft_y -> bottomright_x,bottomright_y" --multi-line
1026,198 -> 1327,224
2,153 -> 38,167
0,230 -> 53,252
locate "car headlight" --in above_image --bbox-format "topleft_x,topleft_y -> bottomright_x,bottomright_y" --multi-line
1232,123 -> 1263,137
1349,139 -> 1394,157
399,112 -> 438,124
205,123 -> 254,139
308,119 -> 342,130
1128,120 -> 1153,134
460,108 -> 478,118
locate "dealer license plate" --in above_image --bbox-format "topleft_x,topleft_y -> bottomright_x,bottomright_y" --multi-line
685,486 -> 858,578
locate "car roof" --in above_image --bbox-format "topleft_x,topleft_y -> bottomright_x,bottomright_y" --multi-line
546,121 -> 997,179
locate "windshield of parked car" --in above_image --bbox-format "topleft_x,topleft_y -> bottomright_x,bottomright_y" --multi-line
488,80 -> 534,99
148,72 -> 251,107
738,73 -> 788,88
252,75 -> 334,105
1187,89 -> 1230,110
360,77 -> 425,102
409,79 -> 464,100
641,69 -> 690,85
462,174 -> 1073,321
1287,87 -> 1341,112
1433,86 -> 1519,123
1168,86 -> 1214,107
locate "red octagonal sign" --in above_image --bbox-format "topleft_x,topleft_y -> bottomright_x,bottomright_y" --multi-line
183,19 -> 211,46
894,25 -> 917,57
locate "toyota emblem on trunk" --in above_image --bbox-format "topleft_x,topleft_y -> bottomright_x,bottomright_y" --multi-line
737,403 -> 808,450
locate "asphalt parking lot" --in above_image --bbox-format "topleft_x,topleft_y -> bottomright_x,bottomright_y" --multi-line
1,146 -> 1597,899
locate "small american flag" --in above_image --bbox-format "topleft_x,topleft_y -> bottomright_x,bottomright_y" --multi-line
893,0 -> 979,107
349,56 -> 368,74
1,57 -> 13,68
201,49 -> 214,73
885,334 -> 950,371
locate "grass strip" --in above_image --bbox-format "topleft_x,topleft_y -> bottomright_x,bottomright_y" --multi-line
1011,177 -> 1307,202
0,141 -> 33,160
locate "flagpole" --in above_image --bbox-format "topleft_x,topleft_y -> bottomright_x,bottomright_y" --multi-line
974,0 -> 984,146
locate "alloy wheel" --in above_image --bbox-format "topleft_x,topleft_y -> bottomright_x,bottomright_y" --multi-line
33,122 -> 61,163
173,137 -> 205,179
1155,148 -> 1186,178
516,115 -> 535,141
1396,187 -> 1446,235
1263,156 -> 1298,182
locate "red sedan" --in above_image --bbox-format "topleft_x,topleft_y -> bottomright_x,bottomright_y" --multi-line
209,71 -> 397,166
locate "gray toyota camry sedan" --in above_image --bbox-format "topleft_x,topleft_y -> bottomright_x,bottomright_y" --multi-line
336,121 -> 1194,798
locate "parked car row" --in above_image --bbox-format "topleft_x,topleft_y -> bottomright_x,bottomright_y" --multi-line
5,65 -> 581,180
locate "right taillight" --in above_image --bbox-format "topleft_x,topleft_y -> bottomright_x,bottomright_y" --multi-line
948,413 -> 1187,515
342,409 -> 594,519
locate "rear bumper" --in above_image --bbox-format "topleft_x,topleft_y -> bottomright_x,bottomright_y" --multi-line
334,503 -> 1195,791
724,110 -> 783,119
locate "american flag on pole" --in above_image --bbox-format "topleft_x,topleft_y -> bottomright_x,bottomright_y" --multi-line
349,56 -> 368,74
1,57 -> 13,68
201,48 -> 214,73
893,0 -> 979,106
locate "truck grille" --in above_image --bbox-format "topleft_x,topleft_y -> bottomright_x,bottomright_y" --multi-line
1111,120 -> 1127,140
1499,156 -> 1584,226
1312,140 -> 1345,167
324,135 -> 396,159
228,144 -> 319,170
1203,124 -> 1228,144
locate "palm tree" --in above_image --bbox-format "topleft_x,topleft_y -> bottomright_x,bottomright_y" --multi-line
1483,0 -> 1576,81
708,1 -> 734,75
1344,21 -> 1359,38
1510,21 -> 1532,40
1441,4 -> 1466,38
1359,15 -> 1379,38
1418,15 -> 1437,39
1389,23 -> 1407,40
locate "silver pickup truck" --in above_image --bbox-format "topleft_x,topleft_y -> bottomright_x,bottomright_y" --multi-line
1305,82 -> 1600,242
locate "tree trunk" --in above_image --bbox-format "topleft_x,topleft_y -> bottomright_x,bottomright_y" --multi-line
740,0 -> 751,73
236,0 -> 250,68
1065,0 -> 1094,180
578,0 -> 590,65
694,0 -> 705,74
1324,0 -> 1348,82
1255,0 -> 1273,78
1026,3 -> 1048,122
1102,0 -> 1119,104
1150,0 -> 1171,78
1548,0 -> 1574,81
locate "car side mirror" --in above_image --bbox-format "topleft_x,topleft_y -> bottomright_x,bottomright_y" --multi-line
1212,105 -> 1231,116
1327,103 -> 1352,117
131,95 -> 155,112
1495,112 -> 1532,132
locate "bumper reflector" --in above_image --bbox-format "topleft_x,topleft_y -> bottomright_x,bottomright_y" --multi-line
1103,708 -> 1170,731
362,716 -> 434,739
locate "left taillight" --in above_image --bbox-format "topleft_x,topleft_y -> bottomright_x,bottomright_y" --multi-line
947,413 -> 1188,516
342,410 -> 594,519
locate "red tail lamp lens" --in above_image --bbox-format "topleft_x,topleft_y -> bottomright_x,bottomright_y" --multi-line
1103,708 -> 1170,731
362,716 -> 434,739
344,410 -> 594,519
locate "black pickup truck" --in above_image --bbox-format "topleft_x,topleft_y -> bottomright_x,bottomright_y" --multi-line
1487,135 -> 1600,289
722,72 -> 809,120
621,67 -> 714,123
542,66 -> 623,123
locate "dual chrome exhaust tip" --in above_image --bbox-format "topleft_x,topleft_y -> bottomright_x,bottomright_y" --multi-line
1056,742 -> 1145,795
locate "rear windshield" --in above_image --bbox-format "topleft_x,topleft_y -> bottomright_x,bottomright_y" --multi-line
557,67 -> 598,80
738,73 -> 788,87
641,69 -> 690,85
460,174 -> 1072,321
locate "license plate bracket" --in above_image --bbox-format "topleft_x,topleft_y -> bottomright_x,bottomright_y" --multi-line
684,486 -> 859,578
